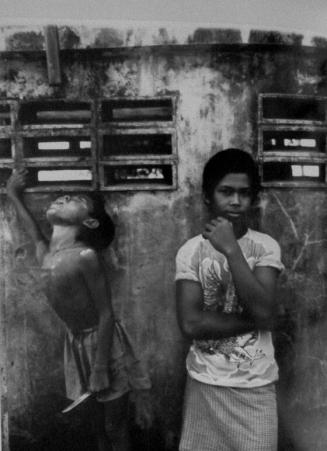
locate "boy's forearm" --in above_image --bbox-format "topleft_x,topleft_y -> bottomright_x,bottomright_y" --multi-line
226,247 -> 273,325
94,312 -> 115,369
182,310 -> 256,340
8,191 -> 45,244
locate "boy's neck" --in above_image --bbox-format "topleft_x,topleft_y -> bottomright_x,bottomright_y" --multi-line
50,225 -> 84,252
233,222 -> 248,239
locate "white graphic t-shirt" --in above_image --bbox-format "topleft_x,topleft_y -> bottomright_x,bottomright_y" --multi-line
175,228 -> 284,388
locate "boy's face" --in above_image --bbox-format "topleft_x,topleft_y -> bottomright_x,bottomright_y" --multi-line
208,173 -> 252,223
46,194 -> 94,225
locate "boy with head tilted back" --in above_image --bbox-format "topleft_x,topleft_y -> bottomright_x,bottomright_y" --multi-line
176,148 -> 284,451
7,168 -> 151,451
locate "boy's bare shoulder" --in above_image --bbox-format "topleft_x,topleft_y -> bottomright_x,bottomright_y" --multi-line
78,247 -> 102,272
79,247 -> 97,258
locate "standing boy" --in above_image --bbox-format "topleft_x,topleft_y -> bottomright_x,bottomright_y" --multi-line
175,149 -> 284,451
7,168 -> 150,451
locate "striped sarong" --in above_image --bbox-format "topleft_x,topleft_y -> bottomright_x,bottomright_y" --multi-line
179,376 -> 277,451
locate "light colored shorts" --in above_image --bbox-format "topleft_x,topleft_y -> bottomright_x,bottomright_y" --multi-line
64,320 -> 151,402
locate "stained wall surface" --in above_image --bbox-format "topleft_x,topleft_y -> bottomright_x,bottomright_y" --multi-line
1,26 -> 327,451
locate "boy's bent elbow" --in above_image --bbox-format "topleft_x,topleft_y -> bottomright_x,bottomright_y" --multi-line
179,318 -> 201,339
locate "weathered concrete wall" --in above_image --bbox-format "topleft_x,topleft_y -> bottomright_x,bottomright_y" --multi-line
1,27 -> 327,450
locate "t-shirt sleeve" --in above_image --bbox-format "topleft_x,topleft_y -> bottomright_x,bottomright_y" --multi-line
175,239 -> 200,282
256,236 -> 284,272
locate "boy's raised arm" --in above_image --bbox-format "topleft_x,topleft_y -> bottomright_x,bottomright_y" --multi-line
225,251 -> 278,328
176,279 -> 256,340
203,217 -> 279,329
7,169 -> 48,263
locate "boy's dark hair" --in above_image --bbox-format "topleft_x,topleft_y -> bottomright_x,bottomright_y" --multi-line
202,148 -> 262,203
77,192 -> 115,251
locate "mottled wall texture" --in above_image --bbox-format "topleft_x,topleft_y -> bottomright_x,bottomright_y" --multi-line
1,25 -> 327,451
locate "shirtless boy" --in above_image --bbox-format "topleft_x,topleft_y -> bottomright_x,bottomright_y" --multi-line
7,168 -> 135,451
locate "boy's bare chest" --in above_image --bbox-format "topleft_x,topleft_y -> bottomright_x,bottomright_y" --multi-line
41,251 -> 87,308
43,252 -> 80,280
40,250 -> 98,330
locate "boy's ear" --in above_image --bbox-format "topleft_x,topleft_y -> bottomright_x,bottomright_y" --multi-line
82,217 -> 99,229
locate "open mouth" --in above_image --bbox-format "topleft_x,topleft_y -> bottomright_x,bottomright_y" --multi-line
47,202 -> 63,211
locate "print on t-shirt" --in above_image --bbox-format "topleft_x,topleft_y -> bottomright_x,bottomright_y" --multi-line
195,256 -> 265,367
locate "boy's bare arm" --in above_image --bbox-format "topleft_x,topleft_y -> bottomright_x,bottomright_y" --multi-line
225,250 -> 278,328
176,279 -> 256,340
7,169 -> 48,263
203,217 -> 278,328
79,250 -> 115,392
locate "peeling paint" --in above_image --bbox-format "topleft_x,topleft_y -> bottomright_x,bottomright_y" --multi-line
152,28 -> 178,46
5,31 -> 44,51
188,28 -> 241,45
312,36 -> 327,48
58,26 -> 81,49
94,28 -> 125,48
249,30 -> 303,46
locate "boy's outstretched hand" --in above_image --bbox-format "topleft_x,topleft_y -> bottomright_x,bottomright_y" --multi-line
89,368 -> 110,393
203,217 -> 238,256
7,168 -> 28,197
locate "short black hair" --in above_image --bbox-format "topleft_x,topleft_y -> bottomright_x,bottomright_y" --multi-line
202,148 -> 262,204
77,192 -> 115,251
